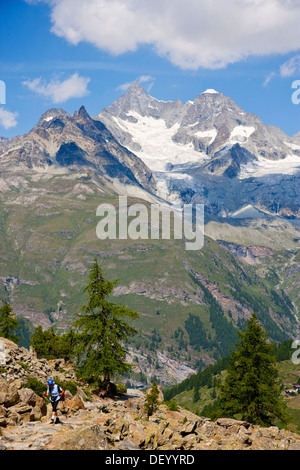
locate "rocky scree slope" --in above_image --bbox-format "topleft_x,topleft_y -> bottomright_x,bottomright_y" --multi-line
0,337 -> 82,429
1,337 -> 300,451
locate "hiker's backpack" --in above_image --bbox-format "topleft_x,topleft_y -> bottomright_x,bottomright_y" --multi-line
60,387 -> 66,402
57,385 -> 66,402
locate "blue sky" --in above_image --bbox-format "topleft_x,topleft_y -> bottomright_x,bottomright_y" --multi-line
0,0 -> 299,138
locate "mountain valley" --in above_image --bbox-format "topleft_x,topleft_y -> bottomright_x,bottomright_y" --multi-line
0,84 -> 299,387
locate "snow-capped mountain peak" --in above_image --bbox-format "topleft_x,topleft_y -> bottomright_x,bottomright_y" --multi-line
97,84 -> 299,171
96,84 -> 300,218
201,89 -> 220,94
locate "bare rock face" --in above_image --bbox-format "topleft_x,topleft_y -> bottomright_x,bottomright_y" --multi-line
0,105 -> 156,195
217,241 -> 275,262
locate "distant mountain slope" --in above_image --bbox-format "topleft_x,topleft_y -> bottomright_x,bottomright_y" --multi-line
0,171 -> 298,385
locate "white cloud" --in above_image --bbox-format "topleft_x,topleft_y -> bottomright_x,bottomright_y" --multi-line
0,108 -> 18,130
22,72 -> 90,103
138,75 -> 154,84
263,71 -> 276,87
280,55 -> 300,78
31,0 -> 300,70
116,82 -> 135,93
116,75 -> 155,92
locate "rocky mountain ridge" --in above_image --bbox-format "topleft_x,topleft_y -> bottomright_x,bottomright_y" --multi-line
0,104 -> 156,197
1,83 -> 299,217
99,83 -> 299,163
97,83 -> 300,217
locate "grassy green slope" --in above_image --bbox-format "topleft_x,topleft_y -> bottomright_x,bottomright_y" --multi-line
0,169 -> 298,384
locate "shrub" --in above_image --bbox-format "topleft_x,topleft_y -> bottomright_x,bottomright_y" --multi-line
23,376 -> 47,398
165,400 -> 179,411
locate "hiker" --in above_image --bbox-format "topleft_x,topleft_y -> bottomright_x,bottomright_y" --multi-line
43,379 -> 65,424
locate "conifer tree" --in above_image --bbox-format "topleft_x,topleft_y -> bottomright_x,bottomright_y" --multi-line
219,313 -> 288,426
30,326 -> 77,361
73,259 -> 139,392
144,381 -> 160,416
0,301 -> 20,344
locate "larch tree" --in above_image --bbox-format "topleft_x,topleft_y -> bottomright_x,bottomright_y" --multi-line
73,259 -> 139,393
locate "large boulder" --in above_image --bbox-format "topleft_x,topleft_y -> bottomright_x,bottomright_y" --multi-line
7,404 -> 33,423
0,376 -> 47,425
53,424 -> 110,450
63,394 -> 85,413
18,388 -> 37,407
0,377 -> 20,408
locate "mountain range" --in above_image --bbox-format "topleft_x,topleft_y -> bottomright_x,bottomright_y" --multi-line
2,82 -> 300,218
98,83 -> 300,218
0,84 -> 299,386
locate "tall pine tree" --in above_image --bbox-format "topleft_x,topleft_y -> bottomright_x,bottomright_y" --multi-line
219,313 -> 288,426
73,259 -> 139,392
